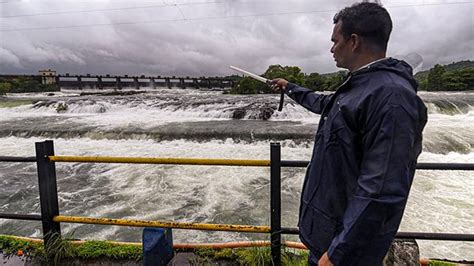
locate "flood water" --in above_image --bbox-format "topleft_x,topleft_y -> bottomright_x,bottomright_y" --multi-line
0,88 -> 473,260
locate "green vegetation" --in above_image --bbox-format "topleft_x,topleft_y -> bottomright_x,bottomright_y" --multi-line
1,235 -> 310,265
427,260 -> 457,266
0,234 -> 142,265
229,64 -> 348,94
230,60 -> 473,94
0,99 -> 33,108
2,235 -> 466,266
0,77 -> 59,94
415,60 -> 474,91
44,232 -> 76,265
192,247 -> 308,265
0,235 -> 45,259
0,82 -> 12,95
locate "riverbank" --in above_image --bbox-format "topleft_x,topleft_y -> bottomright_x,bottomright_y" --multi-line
2,234 -> 472,265
0,235 -> 308,265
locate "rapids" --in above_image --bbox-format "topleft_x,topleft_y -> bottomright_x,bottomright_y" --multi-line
0,88 -> 473,260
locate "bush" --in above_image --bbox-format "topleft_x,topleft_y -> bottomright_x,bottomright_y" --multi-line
0,82 -> 11,95
1,77 -> 59,93
229,65 -> 348,94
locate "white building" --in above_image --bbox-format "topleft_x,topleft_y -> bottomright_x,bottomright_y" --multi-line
38,69 -> 57,84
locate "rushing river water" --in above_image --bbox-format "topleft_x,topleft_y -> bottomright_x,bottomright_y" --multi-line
0,88 -> 473,261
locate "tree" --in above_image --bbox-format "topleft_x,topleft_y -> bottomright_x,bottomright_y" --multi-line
321,71 -> 347,91
230,65 -> 305,94
0,82 -> 11,95
418,78 -> 428,91
304,72 -> 325,91
263,65 -> 305,92
230,77 -> 263,94
443,71 -> 466,91
427,64 -> 446,91
457,67 -> 474,90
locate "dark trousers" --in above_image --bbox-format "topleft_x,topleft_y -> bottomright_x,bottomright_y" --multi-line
308,251 -> 319,265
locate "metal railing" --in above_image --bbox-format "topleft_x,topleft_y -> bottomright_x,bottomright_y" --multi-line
0,140 -> 473,265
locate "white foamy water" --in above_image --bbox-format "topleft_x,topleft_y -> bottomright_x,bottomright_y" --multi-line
1,89 -> 322,127
0,136 -> 472,260
0,89 -> 473,261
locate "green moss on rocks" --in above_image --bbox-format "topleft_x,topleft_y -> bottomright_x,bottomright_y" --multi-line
0,235 -> 45,259
192,246 -> 308,266
0,235 -> 141,264
75,241 -> 142,261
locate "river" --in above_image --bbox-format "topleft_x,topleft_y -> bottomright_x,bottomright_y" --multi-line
0,88 -> 473,261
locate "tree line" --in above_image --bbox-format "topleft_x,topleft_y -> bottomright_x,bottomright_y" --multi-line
228,65 -> 348,94
1,60 -> 471,95
229,60 -> 473,94
416,61 -> 473,91
0,77 -> 59,95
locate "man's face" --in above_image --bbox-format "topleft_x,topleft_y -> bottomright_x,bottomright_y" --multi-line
330,21 -> 354,69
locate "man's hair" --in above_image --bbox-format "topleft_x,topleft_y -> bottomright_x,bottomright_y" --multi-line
333,2 -> 392,52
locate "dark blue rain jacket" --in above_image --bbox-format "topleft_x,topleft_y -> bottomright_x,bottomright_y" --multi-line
285,58 -> 427,265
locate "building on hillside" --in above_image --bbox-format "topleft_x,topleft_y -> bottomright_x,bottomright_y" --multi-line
38,69 -> 57,84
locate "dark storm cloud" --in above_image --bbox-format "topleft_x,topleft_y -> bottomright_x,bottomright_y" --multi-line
0,0 -> 472,76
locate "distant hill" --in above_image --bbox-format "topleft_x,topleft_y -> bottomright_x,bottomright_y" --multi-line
319,60 -> 474,79
415,60 -> 474,80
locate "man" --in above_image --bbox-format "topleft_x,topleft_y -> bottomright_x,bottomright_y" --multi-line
271,2 -> 427,265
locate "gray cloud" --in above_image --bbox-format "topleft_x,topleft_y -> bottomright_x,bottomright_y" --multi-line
0,0 -> 472,76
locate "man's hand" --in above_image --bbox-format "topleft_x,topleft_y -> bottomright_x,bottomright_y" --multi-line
318,252 -> 334,266
271,78 -> 288,92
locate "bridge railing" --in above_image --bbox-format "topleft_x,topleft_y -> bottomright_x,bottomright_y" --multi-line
0,140 -> 473,265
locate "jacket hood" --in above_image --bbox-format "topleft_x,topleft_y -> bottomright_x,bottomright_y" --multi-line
355,57 -> 418,91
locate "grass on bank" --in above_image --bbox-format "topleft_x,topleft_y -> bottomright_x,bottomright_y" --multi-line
191,246 -> 308,265
0,234 -> 142,264
1,234 -> 309,265
0,99 -> 33,108
0,235 -> 461,266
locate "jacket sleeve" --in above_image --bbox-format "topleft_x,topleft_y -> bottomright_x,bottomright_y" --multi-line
327,89 -> 420,264
284,83 -> 333,114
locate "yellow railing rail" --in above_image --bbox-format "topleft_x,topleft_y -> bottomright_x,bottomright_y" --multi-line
4,141 -> 473,265
53,215 -> 271,233
48,156 -> 270,167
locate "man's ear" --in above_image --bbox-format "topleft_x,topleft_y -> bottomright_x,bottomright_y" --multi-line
350,34 -> 361,52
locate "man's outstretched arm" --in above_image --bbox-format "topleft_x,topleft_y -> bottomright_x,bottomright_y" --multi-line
272,78 -> 333,114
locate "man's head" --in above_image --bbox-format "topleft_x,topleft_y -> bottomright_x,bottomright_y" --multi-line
330,2 -> 392,71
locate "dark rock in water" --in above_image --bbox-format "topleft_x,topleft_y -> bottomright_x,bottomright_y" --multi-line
232,108 -> 246,119
259,106 -> 274,120
55,102 -> 68,113
384,239 -> 419,266
232,104 -> 275,120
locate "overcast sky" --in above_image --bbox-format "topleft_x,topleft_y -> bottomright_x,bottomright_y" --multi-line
0,0 -> 473,76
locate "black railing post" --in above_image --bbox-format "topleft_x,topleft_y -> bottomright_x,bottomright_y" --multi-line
270,143 -> 282,265
35,140 -> 61,247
